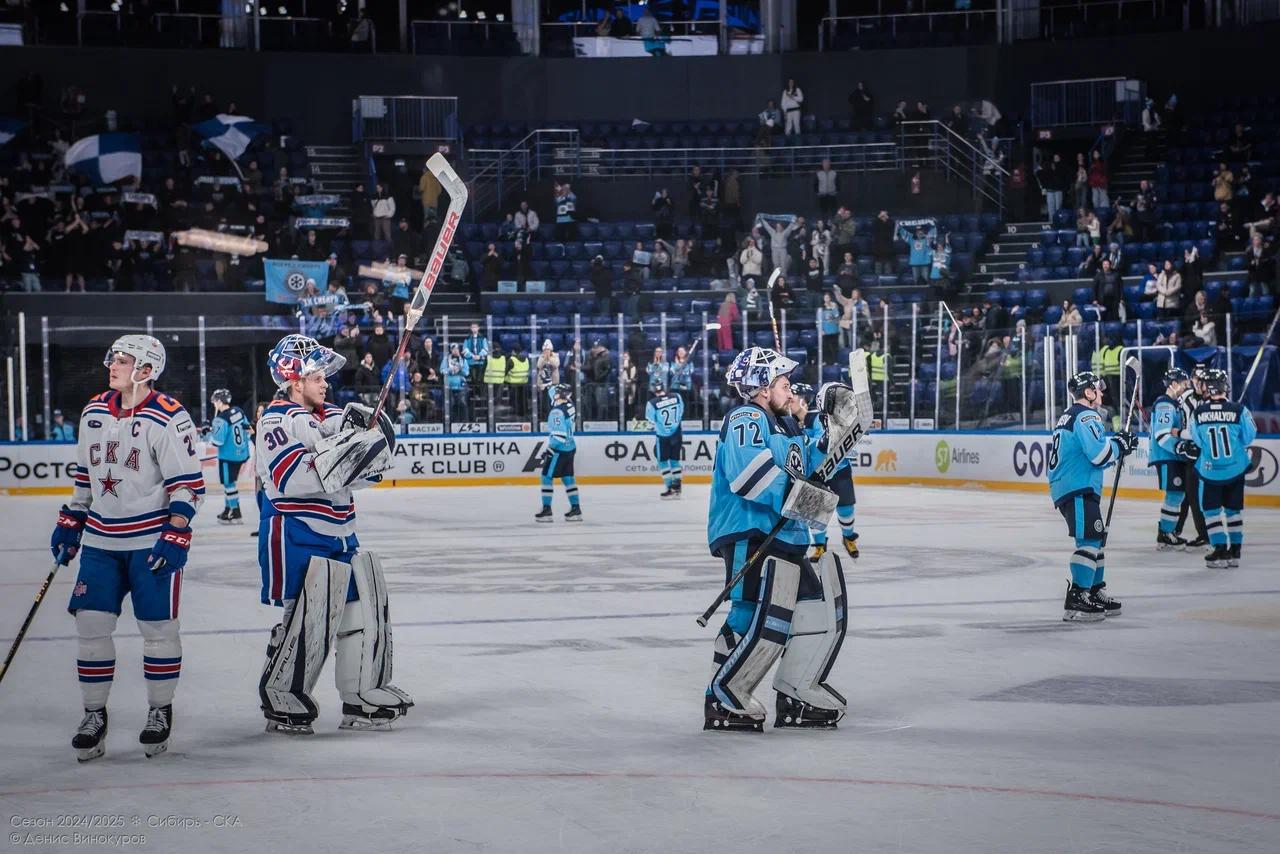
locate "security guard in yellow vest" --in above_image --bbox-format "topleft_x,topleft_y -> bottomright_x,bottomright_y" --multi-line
506,344 -> 531,418
484,342 -> 509,412
868,347 -> 888,414
1094,339 -> 1123,425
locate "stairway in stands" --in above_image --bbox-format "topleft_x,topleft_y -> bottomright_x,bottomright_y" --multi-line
964,222 -> 1045,291
306,145 -> 368,201
1108,130 -> 1167,204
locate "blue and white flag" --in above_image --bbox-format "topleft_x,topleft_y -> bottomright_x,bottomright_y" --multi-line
64,133 -> 142,184
0,118 -> 26,146
193,114 -> 269,161
263,257 -> 330,305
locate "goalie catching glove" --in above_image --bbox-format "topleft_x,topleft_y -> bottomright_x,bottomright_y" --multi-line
313,403 -> 397,492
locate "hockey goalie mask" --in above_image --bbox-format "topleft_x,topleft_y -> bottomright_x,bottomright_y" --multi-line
726,347 -> 799,400
269,334 -> 347,388
104,334 -> 167,385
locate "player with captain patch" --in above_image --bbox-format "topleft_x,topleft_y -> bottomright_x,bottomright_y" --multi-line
49,334 -> 205,762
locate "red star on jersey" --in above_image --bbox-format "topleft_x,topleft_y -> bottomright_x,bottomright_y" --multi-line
98,470 -> 122,497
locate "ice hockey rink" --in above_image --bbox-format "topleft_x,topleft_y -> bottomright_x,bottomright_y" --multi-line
1,483 -> 1278,854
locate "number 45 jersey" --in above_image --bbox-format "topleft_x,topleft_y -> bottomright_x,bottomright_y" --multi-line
1191,400 -> 1257,481
70,390 -> 205,551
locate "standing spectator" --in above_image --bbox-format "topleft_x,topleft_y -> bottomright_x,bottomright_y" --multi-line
651,188 -> 674,239
819,292 -> 841,362
1192,308 -> 1217,347
462,322 -> 490,387
636,6 -> 666,56
835,287 -> 871,349
671,238 -> 690,279
514,200 -> 540,241
804,256 -> 824,292
585,340 -> 613,419
738,236 -> 763,281
1132,180 -> 1158,242
535,340 -> 561,399
758,99 -> 781,134
620,351 -> 638,418
1040,152 -> 1068,223
1216,201 -> 1242,251
1182,244 -> 1203,303
350,182 -> 371,239
442,343 -> 469,423
49,409 -> 75,441
670,346 -> 694,396
716,293 -> 740,350
781,79 -> 804,136
811,220 -> 833,275
905,225 -> 932,285
371,184 -> 395,243
365,323 -> 394,368
1088,150 -> 1110,209
1244,232 -> 1274,297
481,243 -> 501,293
553,182 -> 577,240
589,254 -> 613,315
849,81 -> 875,130
12,223 -> 42,292
1078,243 -> 1106,279
484,342 -> 509,412
418,162 -> 442,226
871,210 -> 895,276
836,251 -> 857,294
770,275 -> 795,315
768,219 -> 797,275
333,324 -> 361,378
395,400 -> 414,435
829,207 -> 855,264
1141,98 -> 1162,157
621,260 -> 642,317
651,239 -> 672,278
1092,258 -> 1123,320
1227,122 -> 1253,160
1073,152 -> 1089,212
1212,162 -> 1235,205
511,238 -> 531,286
1107,206 -> 1132,246
646,346 -> 670,396
815,159 -> 839,219
354,352 -> 380,405
722,169 -> 741,229
1155,259 -> 1183,319
1058,300 -> 1083,332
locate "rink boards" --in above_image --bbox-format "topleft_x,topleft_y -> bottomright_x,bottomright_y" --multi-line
3,431 -> 1278,506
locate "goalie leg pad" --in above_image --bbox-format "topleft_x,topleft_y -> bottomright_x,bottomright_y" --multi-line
773,551 -> 848,716
709,555 -> 801,718
336,552 -> 414,714
260,557 -> 350,724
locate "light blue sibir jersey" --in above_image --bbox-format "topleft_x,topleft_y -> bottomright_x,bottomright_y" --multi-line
646,392 -> 684,438
1048,403 -> 1122,504
546,402 -> 577,452
708,403 -> 811,558
210,405 -> 252,463
669,359 -> 694,392
1190,400 -> 1257,481
1148,394 -> 1184,465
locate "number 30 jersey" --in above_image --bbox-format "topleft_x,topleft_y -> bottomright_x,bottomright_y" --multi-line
1047,403 -> 1122,505
1190,400 -> 1257,482
69,390 -> 205,551
255,399 -> 356,539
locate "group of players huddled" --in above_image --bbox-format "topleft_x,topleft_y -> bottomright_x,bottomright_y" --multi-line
42,328 -> 1256,755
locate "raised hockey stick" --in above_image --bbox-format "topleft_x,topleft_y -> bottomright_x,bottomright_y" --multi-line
696,354 -> 873,627
685,322 -> 722,359
763,268 -> 783,349
1102,356 -> 1143,539
1235,304 -> 1280,404
0,557 -> 64,686
369,153 -> 468,425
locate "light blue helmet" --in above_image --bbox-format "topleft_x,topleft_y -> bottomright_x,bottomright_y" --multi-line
268,334 -> 346,388
725,346 -> 799,399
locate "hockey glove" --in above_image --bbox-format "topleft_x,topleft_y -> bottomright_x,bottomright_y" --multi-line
1175,438 -> 1201,461
147,523 -> 192,577
50,506 -> 88,565
340,402 -> 396,451
1113,430 -> 1139,457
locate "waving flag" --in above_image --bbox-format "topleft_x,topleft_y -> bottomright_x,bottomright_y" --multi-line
193,114 -> 269,161
0,118 -> 26,146
64,133 -> 142,184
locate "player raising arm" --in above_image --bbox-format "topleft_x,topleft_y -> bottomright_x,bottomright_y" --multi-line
50,334 -> 204,761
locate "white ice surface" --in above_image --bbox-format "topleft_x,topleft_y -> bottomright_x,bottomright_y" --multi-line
1,484 -> 1278,854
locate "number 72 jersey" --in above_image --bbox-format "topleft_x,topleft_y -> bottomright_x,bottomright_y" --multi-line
1191,400 -> 1257,481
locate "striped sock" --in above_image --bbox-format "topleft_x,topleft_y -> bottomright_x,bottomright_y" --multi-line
541,476 -> 553,508
564,477 -> 580,508
1226,511 -> 1243,546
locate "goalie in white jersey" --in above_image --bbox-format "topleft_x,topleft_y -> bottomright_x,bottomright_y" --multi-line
49,334 -> 205,761
255,334 -> 413,734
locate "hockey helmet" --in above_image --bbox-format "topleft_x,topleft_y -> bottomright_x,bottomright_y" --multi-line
1162,367 -> 1190,388
726,347 -> 799,400
268,334 -> 346,388
211,388 -> 233,406
1192,363 -> 1210,380
1201,367 -> 1229,397
789,382 -> 815,402
549,383 -> 572,402
103,334 -> 167,383
1067,370 -> 1105,399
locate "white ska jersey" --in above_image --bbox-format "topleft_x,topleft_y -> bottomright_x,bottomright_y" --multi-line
256,400 -> 358,538
69,390 -> 205,551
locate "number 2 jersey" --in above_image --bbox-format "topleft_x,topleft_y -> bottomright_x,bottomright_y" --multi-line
210,405 -> 251,463
69,390 -> 205,551
1047,403 -> 1123,505
1190,400 -> 1257,482
255,400 -> 357,539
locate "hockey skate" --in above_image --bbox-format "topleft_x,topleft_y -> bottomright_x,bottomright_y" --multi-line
843,534 -> 860,559
339,702 -> 402,731
703,696 -> 765,733
534,507 -> 554,523
1228,544 -> 1241,568
774,693 -> 842,729
659,487 -> 679,500
139,705 -> 172,758
1063,582 -> 1105,622
1183,535 -> 1209,549
264,712 -> 315,735
216,507 -> 243,525
564,506 -> 583,522
1156,531 -> 1185,551
1089,583 -> 1121,616
809,542 -> 828,561
72,708 -> 108,762
1205,546 -> 1232,569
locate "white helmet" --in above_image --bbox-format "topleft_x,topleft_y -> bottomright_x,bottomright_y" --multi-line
103,334 -> 167,383
725,346 -> 799,400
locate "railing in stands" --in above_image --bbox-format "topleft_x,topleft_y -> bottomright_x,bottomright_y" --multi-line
409,19 -> 519,54
352,96 -> 461,144
819,9 -> 997,51
572,141 -> 899,180
899,121 -> 1009,218
466,130 -> 581,219
1030,77 -> 1145,128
